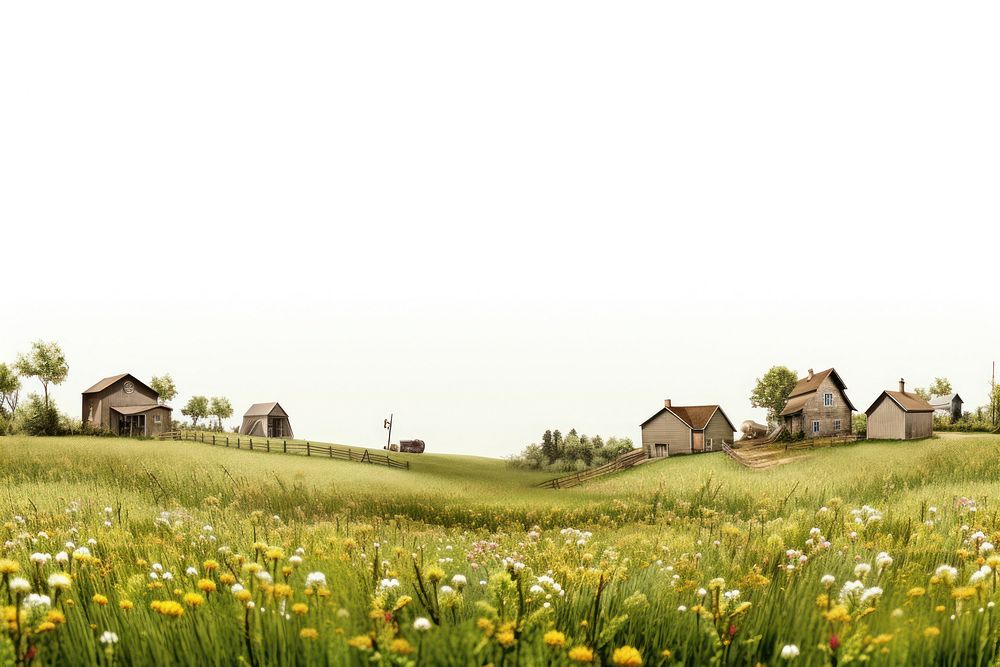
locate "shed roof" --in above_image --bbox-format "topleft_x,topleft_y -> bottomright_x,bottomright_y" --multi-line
110,404 -> 172,415
865,390 -> 935,416
928,393 -> 962,409
243,402 -> 288,418
779,394 -> 811,416
640,405 -> 736,432
82,373 -> 157,397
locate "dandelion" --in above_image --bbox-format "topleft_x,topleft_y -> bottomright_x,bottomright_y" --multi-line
348,635 -> 373,650
9,577 -> 31,594
611,645 -> 643,666
821,574 -> 835,588
780,644 -> 800,659
292,602 -> 309,616
305,572 -> 327,589
183,592 -> 205,607
119,600 -> 133,611
0,559 -> 20,574
413,617 -> 432,631
569,646 -> 595,662
544,630 -> 566,648
92,593 -> 109,606
197,579 -> 217,594
300,628 -> 318,640
47,573 -> 72,591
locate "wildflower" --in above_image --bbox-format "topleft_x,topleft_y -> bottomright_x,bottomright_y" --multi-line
300,628 -> 318,640
55,552 -> 69,565
425,566 -> 445,583
876,552 -> 893,570
23,594 -> 52,609
496,629 -> 517,648
151,600 -> 184,617
46,609 -> 65,624
780,644 -> 800,659
47,573 -> 72,591
413,617 -> 432,631
35,621 -> 56,633
952,586 -> 977,602
30,553 -> 51,566
824,605 -> 851,624
0,560 -> 20,575
100,631 -> 118,644
266,547 -> 285,562
292,603 -> 309,616
544,630 -> 567,648
390,638 -> 415,655
92,594 -> 109,606
272,584 -> 293,599
821,574 -> 835,588
10,577 -> 31,594
569,646 -> 595,662
611,645 -> 643,666
183,593 -> 204,607
119,600 -> 133,611
829,634 -> 841,650
392,595 -> 413,611
924,626 -> 941,638
305,572 -> 327,589
347,635 -> 373,650
452,573 -> 468,589
934,565 -> 958,585
860,587 -> 883,604
908,587 -> 927,598
854,563 -> 872,579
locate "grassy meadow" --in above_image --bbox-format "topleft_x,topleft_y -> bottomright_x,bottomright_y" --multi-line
3,432 -> 1000,665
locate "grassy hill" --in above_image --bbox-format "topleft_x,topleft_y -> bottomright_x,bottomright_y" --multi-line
4,432 -> 1000,665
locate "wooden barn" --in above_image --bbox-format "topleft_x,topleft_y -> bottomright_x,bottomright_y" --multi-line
82,373 -> 172,437
865,379 -> 935,440
779,368 -> 856,437
928,393 -> 963,422
240,402 -> 293,438
640,399 -> 736,457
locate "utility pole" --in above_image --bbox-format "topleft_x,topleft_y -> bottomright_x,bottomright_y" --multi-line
384,413 -> 393,450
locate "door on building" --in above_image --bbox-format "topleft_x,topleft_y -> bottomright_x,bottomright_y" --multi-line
654,443 -> 667,457
268,418 -> 284,438
692,431 -> 705,452
118,414 -> 146,437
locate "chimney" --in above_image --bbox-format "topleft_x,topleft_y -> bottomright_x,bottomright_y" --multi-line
807,368 -> 814,381
664,399 -> 672,408
899,378 -> 905,393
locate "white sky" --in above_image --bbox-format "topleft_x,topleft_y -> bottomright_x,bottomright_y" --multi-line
2,2 -> 998,456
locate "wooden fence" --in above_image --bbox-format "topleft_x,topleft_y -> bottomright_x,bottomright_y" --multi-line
783,433 -> 864,450
159,430 -> 410,470
536,448 -> 649,490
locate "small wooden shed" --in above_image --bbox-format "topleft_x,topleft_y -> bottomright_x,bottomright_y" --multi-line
928,393 -> 963,422
82,373 -> 172,437
865,379 -> 934,440
240,402 -> 293,438
640,399 -> 736,458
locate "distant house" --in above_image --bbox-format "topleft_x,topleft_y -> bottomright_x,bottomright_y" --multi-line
928,393 -> 963,422
865,379 -> 935,440
640,399 -> 736,458
240,402 -> 293,438
779,368 -> 856,437
82,373 -> 172,437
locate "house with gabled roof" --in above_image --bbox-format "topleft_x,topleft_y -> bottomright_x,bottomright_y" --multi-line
640,399 -> 736,457
82,373 -> 172,437
239,402 -> 293,438
928,393 -> 963,422
865,379 -> 935,440
779,368 -> 856,437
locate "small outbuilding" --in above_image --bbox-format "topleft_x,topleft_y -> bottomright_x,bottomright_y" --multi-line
928,393 -> 963,422
240,402 -> 293,438
82,373 -> 173,437
640,399 -> 736,458
865,379 -> 935,440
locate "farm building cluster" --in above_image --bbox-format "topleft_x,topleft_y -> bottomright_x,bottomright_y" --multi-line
640,367 -> 958,458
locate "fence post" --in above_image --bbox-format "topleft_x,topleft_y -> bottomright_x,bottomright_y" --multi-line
283,440 -> 287,453
266,439 -> 270,453
226,436 -> 229,447
306,442 -> 311,456
237,437 -> 240,449
250,438 -> 253,451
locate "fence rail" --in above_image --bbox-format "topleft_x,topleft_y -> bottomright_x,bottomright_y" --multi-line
158,430 -> 410,470
536,448 -> 649,489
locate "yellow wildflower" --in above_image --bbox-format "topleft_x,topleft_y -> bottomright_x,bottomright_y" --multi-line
935,605 -> 946,613
348,634 -> 373,650
425,566 -> 445,583
183,593 -> 204,608
197,579 -> 217,594
300,627 -> 318,640
119,600 -> 134,611
390,638 -> 415,655
152,600 -> 184,617
292,603 -> 309,616
0,560 -> 20,574
235,589 -> 252,603
496,629 -> 517,648
544,630 -> 566,648
266,548 -> 285,562
219,573 -> 236,586
924,626 -> 941,638
36,621 -> 56,633
907,587 -> 926,598
272,584 -> 293,599
202,560 -> 219,572
92,594 -> 109,606
393,595 -> 413,611
824,605 -> 852,624
612,645 -> 643,666
569,646 -> 594,662
46,610 -> 66,625
952,587 -> 977,601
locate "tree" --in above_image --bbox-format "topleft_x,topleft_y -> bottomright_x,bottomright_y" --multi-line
150,374 -> 177,405
209,396 -> 233,430
990,384 -> 1000,427
181,396 -> 209,427
914,387 -> 931,400
0,363 -> 20,416
541,430 -> 556,462
928,378 -> 953,397
750,366 -> 798,423
15,340 -> 68,409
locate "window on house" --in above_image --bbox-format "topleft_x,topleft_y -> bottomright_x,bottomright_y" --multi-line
154,414 -> 162,424
824,393 -> 833,406
834,418 -> 841,431
812,420 -> 820,433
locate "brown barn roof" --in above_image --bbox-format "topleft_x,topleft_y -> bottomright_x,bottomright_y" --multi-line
111,404 -> 173,415
243,402 -> 288,417
82,373 -> 157,397
779,394 -> 811,416
866,390 -> 935,415
782,367 -> 858,412
640,404 -> 736,432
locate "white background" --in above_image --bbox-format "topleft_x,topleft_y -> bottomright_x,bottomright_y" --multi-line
2,2 -> 998,455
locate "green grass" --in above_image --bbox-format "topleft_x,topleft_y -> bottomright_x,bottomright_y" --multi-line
3,432 -> 1000,665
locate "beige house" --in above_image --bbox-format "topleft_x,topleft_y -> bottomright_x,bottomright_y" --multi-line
865,379 -> 935,440
640,399 -> 736,457
82,373 -> 173,437
779,368 -> 856,437
240,402 -> 293,438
